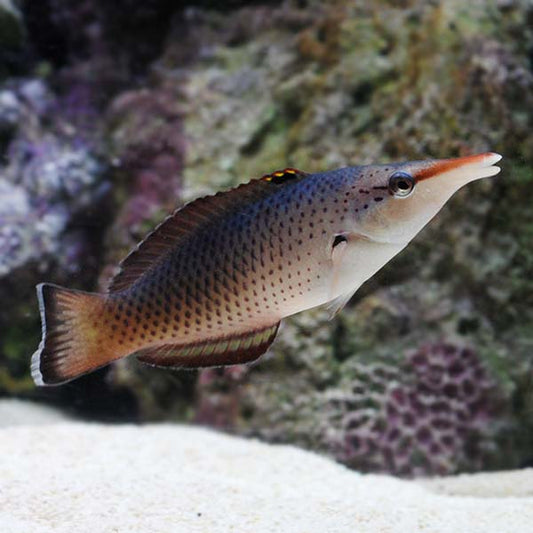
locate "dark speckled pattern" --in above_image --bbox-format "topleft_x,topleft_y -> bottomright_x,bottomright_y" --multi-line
32,154 -> 502,384
101,166 -> 373,359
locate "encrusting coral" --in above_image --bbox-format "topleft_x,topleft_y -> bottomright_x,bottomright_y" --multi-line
0,0 -> 531,475
324,343 -> 505,476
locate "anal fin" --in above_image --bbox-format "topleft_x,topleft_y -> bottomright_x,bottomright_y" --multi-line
136,323 -> 280,369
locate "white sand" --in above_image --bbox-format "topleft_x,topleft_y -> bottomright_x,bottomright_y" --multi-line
0,417 -> 531,532
0,398 -> 68,427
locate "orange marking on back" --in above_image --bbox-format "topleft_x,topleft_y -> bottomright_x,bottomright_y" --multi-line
261,168 -> 305,183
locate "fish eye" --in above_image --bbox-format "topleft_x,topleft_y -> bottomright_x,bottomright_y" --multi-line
388,171 -> 415,197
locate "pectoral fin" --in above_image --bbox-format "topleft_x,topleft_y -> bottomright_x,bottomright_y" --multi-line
136,323 -> 280,369
325,289 -> 357,319
326,233 -> 353,318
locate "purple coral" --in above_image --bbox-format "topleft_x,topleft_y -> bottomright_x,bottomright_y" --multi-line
0,89 -> 22,133
0,79 -> 105,279
105,88 -> 185,229
328,343 -> 504,477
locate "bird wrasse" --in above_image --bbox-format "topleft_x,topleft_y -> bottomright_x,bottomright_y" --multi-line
31,152 -> 502,386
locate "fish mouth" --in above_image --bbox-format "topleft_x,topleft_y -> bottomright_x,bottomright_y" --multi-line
414,152 -> 502,185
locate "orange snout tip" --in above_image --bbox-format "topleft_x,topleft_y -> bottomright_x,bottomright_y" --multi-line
415,152 -> 503,181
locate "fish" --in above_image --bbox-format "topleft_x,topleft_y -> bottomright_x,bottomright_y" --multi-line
31,152 -> 502,386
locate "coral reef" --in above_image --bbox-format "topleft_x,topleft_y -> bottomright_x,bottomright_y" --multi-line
0,0 -> 532,475
0,78 -> 108,393
0,79 -> 105,276
0,134 -> 104,277
323,343 -> 505,477
102,86 -> 185,260
166,0 -> 532,474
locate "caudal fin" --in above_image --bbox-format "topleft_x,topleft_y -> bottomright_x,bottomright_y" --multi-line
31,283 -> 116,386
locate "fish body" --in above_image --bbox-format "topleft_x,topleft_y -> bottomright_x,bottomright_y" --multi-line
32,153 -> 502,385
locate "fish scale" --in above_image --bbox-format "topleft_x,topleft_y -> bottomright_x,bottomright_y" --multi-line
105,172 -> 341,349
30,153 -> 503,385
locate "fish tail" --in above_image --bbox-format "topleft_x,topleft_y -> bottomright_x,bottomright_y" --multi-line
31,283 -> 119,386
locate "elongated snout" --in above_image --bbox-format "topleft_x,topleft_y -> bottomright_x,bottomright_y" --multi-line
412,152 -> 502,187
357,152 -> 503,246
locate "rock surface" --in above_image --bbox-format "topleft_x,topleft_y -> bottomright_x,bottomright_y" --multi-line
0,422 -> 531,533
1,0 -> 532,477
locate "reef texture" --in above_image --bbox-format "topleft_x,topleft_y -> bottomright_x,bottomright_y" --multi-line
1,0 -> 532,475
0,77 -> 109,393
321,343 -> 506,476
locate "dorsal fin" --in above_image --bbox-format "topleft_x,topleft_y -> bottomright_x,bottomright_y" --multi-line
108,169 -> 307,293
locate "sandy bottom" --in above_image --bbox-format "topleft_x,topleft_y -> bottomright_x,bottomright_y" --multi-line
0,399 -> 69,427
0,420 -> 532,533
